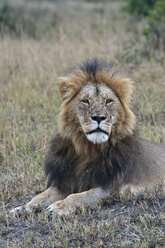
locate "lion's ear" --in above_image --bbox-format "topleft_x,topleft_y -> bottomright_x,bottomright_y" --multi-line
58,77 -> 73,100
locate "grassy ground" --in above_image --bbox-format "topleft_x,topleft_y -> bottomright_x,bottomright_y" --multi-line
0,1 -> 165,247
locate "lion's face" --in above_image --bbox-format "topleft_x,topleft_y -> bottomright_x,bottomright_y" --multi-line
58,60 -> 136,154
75,84 -> 119,144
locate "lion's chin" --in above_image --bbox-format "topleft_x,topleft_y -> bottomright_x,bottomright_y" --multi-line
86,132 -> 109,144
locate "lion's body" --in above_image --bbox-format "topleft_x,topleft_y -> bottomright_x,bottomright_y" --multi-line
45,134 -> 165,196
10,59 -> 165,216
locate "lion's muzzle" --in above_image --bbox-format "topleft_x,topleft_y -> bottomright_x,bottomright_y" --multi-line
86,120 -> 111,144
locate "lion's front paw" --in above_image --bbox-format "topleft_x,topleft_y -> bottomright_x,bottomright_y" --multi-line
47,200 -> 74,216
10,205 -> 32,218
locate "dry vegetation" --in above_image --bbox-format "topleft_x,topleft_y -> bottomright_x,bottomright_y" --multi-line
0,1 -> 165,247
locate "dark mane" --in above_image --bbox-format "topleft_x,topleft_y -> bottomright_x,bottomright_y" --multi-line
66,58 -> 116,80
45,134 -> 140,195
80,59 -> 113,77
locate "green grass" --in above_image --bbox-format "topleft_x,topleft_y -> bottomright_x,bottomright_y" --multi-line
0,1 -> 165,247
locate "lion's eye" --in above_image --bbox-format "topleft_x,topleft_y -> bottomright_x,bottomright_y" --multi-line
82,99 -> 89,105
106,99 -> 113,105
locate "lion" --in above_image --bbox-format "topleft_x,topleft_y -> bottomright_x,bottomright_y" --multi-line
10,59 -> 165,216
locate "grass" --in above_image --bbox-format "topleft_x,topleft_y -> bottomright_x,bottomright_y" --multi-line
0,0 -> 165,247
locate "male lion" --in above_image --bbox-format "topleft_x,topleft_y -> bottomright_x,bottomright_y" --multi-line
10,59 -> 165,216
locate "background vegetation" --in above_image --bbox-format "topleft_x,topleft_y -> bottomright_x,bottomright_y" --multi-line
125,0 -> 165,52
0,0 -> 165,247
125,0 -> 157,16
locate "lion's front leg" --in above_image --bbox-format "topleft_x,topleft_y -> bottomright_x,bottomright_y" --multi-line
10,187 -> 64,217
47,187 -> 110,216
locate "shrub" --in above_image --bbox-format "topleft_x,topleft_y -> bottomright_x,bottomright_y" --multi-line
143,0 -> 165,50
125,0 -> 157,16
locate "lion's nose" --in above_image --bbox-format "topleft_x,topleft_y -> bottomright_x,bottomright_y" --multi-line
91,115 -> 106,124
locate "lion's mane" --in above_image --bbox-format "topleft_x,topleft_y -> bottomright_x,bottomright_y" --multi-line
45,59 -> 139,195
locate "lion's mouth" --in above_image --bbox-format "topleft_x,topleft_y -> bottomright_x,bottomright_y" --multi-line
87,127 -> 109,135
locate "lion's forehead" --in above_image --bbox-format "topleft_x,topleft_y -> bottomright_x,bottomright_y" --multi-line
79,83 -> 116,99
76,83 -> 118,118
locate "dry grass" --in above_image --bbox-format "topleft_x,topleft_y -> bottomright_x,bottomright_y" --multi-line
0,1 -> 165,247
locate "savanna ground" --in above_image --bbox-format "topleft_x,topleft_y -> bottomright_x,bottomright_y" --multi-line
0,0 -> 165,247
